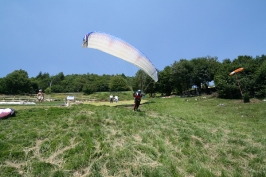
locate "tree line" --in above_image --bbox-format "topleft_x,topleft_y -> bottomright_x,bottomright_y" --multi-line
155,55 -> 266,99
0,55 -> 265,99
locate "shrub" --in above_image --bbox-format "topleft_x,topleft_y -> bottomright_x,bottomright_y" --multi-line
243,93 -> 250,103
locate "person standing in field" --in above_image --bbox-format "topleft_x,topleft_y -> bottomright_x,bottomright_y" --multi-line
114,95 -> 118,103
133,90 -> 143,111
110,94 -> 113,103
37,89 -> 44,103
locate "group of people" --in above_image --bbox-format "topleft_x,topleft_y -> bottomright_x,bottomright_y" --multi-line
109,95 -> 119,103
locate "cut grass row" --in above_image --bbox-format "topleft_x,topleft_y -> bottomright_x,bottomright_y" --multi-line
0,91 -> 137,102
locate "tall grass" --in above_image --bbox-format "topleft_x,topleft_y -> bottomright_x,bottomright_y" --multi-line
0,96 -> 265,176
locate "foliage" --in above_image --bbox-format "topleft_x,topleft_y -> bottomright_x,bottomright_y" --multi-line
109,75 -> 130,92
156,66 -> 173,96
45,87 -> 52,94
254,58 -> 266,98
0,78 -> 7,94
94,75 -> 111,92
171,59 -> 193,95
243,93 -> 250,103
132,70 -> 153,93
82,83 -> 97,95
214,59 -> 242,99
214,55 -> 265,99
190,56 -> 220,94
3,69 -> 31,94
36,72 -> 51,91
62,74 -> 86,92
1,55 -> 266,99
50,72 -> 65,92
29,80 -> 39,94
157,56 -> 220,96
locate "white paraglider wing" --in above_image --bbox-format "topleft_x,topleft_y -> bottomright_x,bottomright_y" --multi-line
82,32 -> 158,82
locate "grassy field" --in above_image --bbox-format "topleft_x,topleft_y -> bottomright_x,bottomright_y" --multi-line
0,95 -> 265,177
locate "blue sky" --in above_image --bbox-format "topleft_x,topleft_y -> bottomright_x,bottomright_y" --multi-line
1,0 -> 265,78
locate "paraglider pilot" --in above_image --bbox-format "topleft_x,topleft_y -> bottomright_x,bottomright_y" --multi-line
133,90 -> 144,111
83,34 -> 89,47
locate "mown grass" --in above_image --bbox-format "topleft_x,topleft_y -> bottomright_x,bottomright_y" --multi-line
0,91 -> 135,103
0,96 -> 265,176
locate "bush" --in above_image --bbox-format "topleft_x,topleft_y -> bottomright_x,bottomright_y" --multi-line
243,93 -> 250,103
45,87 -> 52,94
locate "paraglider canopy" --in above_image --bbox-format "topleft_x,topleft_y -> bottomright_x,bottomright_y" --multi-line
82,31 -> 158,82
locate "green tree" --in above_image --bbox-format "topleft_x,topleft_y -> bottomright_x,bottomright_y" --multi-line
171,59 -> 193,95
214,59 -> 239,98
45,87 -> 52,94
51,85 -> 64,93
95,75 -> 111,92
143,76 -> 157,97
132,70 -> 155,93
50,72 -> 65,92
190,56 -> 220,94
29,79 -> 39,94
4,69 -> 31,94
0,78 -> 7,94
36,72 -> 51,91
214,56 -> 258,99
254,59 -> 266,98
60,76 -> 74,92
72,74 -> 89,92
231,55 -> 257,97
156,66 -> 173,96
83,83 -> 97,95
109,75 -> 129,92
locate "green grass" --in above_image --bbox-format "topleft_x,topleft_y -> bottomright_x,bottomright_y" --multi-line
0,96 -> 265,176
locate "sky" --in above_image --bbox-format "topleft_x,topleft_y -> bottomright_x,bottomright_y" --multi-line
1,0 -> 266,78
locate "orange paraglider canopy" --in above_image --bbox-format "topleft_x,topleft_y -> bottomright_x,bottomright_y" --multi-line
229,67 -> 244,76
